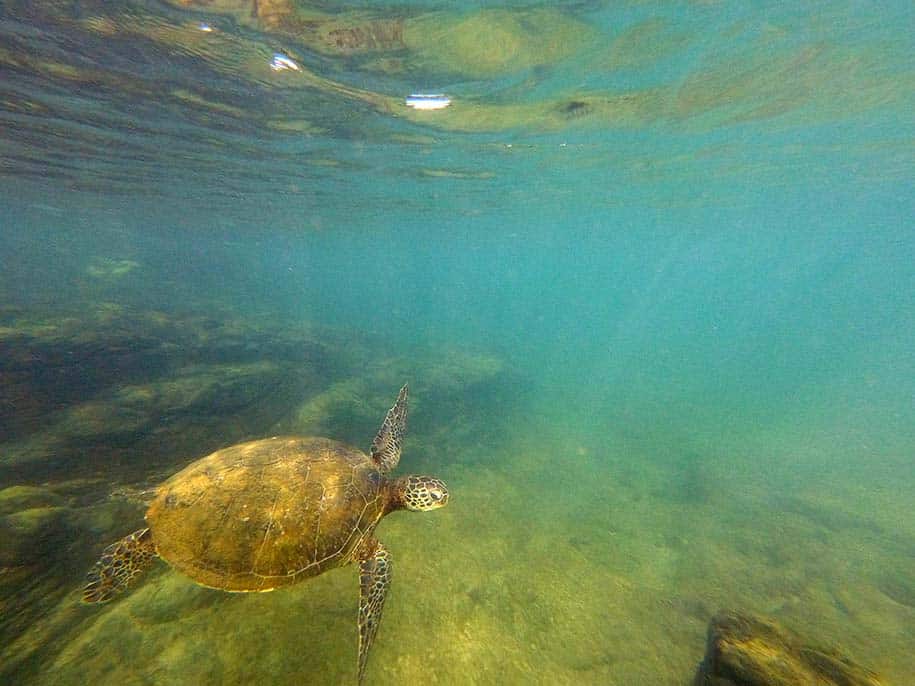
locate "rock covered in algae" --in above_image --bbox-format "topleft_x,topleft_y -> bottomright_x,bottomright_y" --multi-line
420,348 -> 505,395
0,486 -> 82,567
0,503 -> 73,567
0,485 -> 64,516
693,611 -> 884,686
0,306 -> 341,474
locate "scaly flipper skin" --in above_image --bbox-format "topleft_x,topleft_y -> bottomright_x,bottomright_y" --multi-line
357,538 -> 391,685
82,528 -> 157,603
370,384 -> 408,473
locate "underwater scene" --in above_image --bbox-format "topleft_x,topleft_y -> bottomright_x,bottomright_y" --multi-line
1,1 -> 913,684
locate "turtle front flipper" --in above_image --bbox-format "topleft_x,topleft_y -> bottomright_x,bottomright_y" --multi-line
82,528 -> 157,603
357,539 -> 391,684
370,384 -> 408,473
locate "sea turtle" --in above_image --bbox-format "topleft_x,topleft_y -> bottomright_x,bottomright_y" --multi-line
82,384 -> 449,684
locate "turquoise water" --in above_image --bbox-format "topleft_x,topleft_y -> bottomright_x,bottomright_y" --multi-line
1,1 -> 913,684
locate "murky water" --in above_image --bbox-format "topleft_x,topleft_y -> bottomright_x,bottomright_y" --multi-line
1,2 -> 913,684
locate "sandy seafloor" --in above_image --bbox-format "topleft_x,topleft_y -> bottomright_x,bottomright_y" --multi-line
0,306 -> 912,686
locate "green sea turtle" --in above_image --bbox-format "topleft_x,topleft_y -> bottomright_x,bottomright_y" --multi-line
82,384 -> 449,684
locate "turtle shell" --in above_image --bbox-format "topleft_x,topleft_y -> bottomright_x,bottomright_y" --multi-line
145,436 -> 388,592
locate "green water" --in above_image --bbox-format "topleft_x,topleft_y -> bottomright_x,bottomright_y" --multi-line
1,1 -> 913,684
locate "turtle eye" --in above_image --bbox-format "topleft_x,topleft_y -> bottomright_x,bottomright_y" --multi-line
429,490 -> 442,501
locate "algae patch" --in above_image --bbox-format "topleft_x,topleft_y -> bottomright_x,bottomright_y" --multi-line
85,259 -> 140,280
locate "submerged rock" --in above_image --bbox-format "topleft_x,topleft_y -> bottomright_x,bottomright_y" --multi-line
0,485 -> 64,516
694,611 -> 884,686
0,308 -> 340,478
0,486 -> 73,566
0,505 -> 72,567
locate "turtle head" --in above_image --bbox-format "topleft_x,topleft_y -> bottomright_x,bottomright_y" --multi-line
394,475 -> 450,512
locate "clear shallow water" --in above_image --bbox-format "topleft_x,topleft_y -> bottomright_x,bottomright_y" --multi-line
1,1 -> 913,684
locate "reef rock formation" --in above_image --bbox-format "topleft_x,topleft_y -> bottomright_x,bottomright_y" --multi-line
694,611 -> 884,686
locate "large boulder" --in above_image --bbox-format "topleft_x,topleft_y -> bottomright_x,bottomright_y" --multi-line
694,611 -> 884,686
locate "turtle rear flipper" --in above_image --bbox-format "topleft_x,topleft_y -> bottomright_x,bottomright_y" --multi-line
82,528 -> 157,603
357,539 -> 391,685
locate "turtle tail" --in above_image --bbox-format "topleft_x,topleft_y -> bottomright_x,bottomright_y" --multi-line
82,528 -> 157,603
